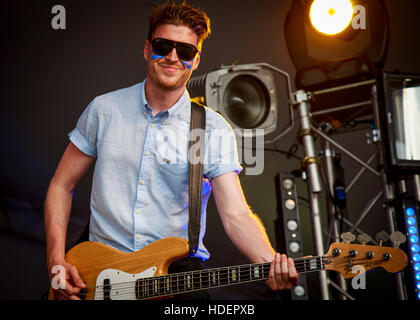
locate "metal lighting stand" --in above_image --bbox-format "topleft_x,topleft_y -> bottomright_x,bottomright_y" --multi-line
294,90 -> 330,300
292,79 -> 408,300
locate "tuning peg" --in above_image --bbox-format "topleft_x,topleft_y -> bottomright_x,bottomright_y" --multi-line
357,233 -> 372,245
390,231 -> 407,248
341,232 -> 356,244
375,231 -> 389,246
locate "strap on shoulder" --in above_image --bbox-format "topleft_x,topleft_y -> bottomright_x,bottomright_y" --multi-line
188,101 -> 206,255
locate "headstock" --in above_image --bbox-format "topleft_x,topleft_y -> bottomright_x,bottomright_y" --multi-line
324,232 -> 408,279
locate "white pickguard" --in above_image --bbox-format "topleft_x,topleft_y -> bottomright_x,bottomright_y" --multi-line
94,266 -> 157,300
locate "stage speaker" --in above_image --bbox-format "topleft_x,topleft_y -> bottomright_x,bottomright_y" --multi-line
274,172 -> 309,300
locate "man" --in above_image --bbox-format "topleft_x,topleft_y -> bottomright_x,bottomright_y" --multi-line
44,1 -> 299,300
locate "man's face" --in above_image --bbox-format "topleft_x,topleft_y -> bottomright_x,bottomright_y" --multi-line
144,24 -> 201,91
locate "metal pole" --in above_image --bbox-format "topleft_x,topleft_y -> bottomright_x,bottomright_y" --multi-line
295,90 -> 330,300
371,84 -> 407,300
322,140 -> 348,299
413,175 -> 420,201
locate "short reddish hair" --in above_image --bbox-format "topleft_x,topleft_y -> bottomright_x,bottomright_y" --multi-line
147,1 -> 211,46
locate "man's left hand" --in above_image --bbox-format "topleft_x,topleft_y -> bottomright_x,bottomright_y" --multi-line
266,253 -> 299,290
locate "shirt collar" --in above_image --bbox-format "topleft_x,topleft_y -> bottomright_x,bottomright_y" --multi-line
140,79 -> 190,118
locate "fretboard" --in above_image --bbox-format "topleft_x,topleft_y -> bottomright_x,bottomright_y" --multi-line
134,256 -> 326,299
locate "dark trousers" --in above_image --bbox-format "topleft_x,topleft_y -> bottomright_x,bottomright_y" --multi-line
168,257 -> 211,300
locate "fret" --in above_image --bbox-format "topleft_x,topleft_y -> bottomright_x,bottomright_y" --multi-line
262,263 -> 269,279
170,274 -> 177,293
230,267 -> 238,282
153,278 -> 158,295
186,273 -> 191,290
309,258 -> 317,270
210,270 -> 217,287
219,268 -> 229,286
165,276 -> 171,294
178,273 -> 186,292
192,271 -> 201,290
252,265 -> 260,279
239,265 -> 251,282
201,270 -> 210,288
135,279 -> 141,299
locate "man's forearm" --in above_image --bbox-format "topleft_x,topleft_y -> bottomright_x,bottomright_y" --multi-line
222,209 -> 276,264
44,182 -> 73,264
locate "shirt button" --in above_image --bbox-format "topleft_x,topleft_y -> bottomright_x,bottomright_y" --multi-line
140,179 -> 145,185
136,209 -> 141,214
145,151 -> 150,156
136,234 -> 141,240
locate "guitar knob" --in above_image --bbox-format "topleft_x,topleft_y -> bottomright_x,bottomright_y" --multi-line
375,231 -> 389,246
357,233 -> 372,245
390,231 -> 406,248
341,232 -> 356,244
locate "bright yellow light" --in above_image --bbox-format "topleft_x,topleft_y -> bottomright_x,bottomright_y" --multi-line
310,0 -> 354,35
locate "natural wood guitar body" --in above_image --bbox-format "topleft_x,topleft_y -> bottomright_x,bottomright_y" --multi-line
48,237 -> 190,300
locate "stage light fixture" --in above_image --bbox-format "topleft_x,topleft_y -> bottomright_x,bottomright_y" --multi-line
284,0 -> 389,91
187,63 -> 293,139
309,0 -> 353,35
378,72 -> 420,175
399,201 -> 420,300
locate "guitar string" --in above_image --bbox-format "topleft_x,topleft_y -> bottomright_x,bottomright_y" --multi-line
75,257 -> 325,296
76,258 -> 324,298
82,264 -> 308,300
88,258 -> 386,300
76,256 -> 384,299
75,255 -> 376,298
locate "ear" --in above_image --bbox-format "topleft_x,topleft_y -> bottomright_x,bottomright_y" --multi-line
144,40 -> 151,61
192,51 -> 201,71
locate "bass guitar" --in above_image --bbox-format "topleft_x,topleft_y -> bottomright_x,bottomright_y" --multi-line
48,236 -> 408,300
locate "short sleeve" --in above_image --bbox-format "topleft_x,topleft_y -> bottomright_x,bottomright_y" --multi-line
203,109 -> 243,180
68,98 -> 98,157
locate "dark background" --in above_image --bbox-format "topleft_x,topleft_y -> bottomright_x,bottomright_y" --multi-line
1,0 -> 420,300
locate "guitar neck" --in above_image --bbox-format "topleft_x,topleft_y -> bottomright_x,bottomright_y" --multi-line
134,256 -> 326,299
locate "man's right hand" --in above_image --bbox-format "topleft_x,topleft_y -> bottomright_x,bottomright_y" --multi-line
48,260 -> 86,300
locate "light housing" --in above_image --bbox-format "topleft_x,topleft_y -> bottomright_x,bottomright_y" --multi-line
187,63 -> 293,139
284,0 -> 389,91
378,71 -> 420,175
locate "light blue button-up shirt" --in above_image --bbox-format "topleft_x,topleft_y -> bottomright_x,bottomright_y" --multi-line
69,80 -> 242,260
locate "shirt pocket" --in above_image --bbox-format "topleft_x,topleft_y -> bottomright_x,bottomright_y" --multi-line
154,157 -> 189,201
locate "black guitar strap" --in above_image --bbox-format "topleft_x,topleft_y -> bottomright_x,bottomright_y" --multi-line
188,101 -> 206,255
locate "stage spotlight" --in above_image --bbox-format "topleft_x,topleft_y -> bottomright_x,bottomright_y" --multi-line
187,63 -> 293,138
284,0 -> 389,91
309,0 -> 353,35
378,72 -> 420,175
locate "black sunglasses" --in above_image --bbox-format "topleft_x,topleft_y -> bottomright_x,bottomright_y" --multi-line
151,38 -> 199,61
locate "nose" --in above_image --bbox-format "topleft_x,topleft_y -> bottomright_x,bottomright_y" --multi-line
165,47 -> 179,61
